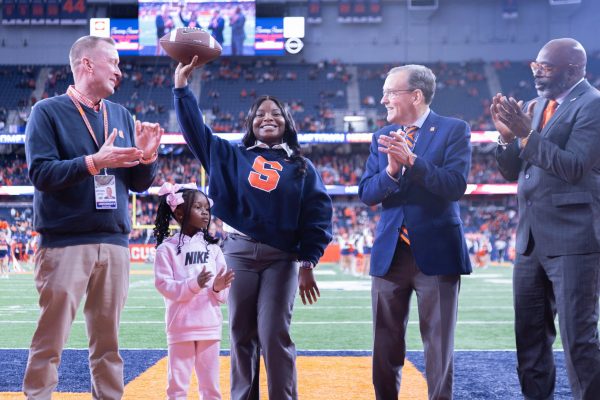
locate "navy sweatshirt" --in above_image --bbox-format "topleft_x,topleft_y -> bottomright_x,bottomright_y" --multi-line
25,94 -> 157,248
174,86 -> 333,264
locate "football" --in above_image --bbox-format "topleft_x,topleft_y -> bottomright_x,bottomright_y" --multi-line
159,27 -> 222,65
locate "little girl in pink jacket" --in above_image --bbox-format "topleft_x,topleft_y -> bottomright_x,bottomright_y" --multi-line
153,182 -> 235,400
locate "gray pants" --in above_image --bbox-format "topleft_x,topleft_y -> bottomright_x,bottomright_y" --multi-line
514,245 -> 600,400
371,240 -> 460,400
223,234 -> 299,400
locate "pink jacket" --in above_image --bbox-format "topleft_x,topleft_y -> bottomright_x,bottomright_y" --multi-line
154,233 -> 229,345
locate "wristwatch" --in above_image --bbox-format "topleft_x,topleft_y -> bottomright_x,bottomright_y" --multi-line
299,260 -> 315,270
520,129 -> 535,148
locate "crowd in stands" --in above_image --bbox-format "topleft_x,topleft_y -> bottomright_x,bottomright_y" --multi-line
468,154 -> 506,184
6,55 -> 600,134
359,61 -> 492,130
153,152 -> 203,186
0,207 -> 37,269
2,57 -> 544,272
0,144 -> 515,189
0,147 -> 512,187
327,199 -> 518,276
0,106 -> 7,129
195,197 -> 517,272
0,193 -> 518,273
304,144 -> 369,186
2,59 -> 352,133
462,197 -> 518,267
43,66 -> 71,99
198,59 -> 346,132
0,153 -> 29,186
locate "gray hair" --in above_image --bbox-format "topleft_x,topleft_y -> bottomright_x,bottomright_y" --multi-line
388,65 -> 436,105
69,36 -> 115,71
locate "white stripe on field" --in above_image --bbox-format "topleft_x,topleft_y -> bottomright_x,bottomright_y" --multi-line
0,290 -> 512,301
0,305 -> 514,313
0,320 -> 517,325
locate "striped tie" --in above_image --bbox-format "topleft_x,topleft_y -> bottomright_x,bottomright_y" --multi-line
404,125 -> 419,150
400,126 -> 419,245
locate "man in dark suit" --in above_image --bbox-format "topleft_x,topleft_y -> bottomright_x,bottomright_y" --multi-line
230,6 -> 246,56
493,38 -> 600,400
208,9 -> 225,45
359,65 -> 472,400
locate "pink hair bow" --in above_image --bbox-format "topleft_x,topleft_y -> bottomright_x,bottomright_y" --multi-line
158,182 -> 199,212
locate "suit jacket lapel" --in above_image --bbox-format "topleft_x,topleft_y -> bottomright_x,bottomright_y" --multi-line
531,99 -> 546,132
398,113 -> 436,193
541,80 -> 590,135
413,111 -> 437,157
524,80 -> 591,172
523,100 -> 546,172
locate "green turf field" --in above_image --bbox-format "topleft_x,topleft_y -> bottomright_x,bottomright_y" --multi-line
0,263 -> 558,350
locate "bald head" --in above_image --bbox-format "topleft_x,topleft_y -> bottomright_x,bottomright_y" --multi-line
533,38 -> 587,99
539,38 -> 586,77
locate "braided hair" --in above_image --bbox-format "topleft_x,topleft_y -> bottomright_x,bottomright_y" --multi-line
241,95 -> 307,177
153,188 -> 219,254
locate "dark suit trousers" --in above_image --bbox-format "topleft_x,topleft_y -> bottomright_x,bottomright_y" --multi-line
223,234 -> 299,400
514,245 -> 600,400
372,240 -> 460,400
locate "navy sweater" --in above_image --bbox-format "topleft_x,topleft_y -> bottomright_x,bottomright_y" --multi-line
25,94 -> 157,248
174,86 -> 332,264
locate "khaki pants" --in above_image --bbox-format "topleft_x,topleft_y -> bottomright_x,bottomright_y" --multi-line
23,243 -> 130,400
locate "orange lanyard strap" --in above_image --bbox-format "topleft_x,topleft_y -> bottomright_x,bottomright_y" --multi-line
66,86 -> 108,149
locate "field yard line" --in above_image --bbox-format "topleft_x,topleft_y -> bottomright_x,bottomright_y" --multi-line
131,294 -> 513,300
0,293 -> 512,298
0,305 -> 514,312
124,290 -> 512,301
0,282 -> 513,290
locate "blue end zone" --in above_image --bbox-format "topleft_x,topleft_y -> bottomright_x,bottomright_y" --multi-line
1,349 -> 166,392
408,351 -> 573,399
0,349 -> 574,398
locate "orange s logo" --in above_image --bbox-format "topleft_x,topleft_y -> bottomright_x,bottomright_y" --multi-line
248,156 -> 283,192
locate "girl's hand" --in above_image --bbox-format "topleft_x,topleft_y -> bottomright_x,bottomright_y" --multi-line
213,268 -> 235,292
298,268 -> 320,305
196,266 -> 213,288
174,55 -> 202,88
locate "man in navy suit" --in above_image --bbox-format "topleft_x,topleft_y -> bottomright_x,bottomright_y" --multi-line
359,65 -> 472,400
208,9 -> 225,45
493,38 -> 600,400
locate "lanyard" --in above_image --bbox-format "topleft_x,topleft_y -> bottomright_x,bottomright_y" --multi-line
66,86 -> 108,149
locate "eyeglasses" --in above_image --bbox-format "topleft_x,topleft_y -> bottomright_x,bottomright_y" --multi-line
382,88 -> 414,98
530,61 -> 581,75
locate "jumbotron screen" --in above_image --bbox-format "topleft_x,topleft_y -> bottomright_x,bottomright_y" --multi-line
138,0 -> 256,57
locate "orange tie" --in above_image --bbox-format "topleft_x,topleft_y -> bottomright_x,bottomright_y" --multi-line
540,100 -> 558,130
400,126 -> 419,246
404,125 -> 419,151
